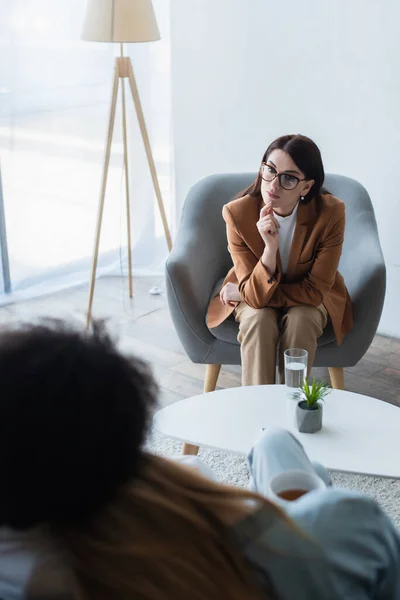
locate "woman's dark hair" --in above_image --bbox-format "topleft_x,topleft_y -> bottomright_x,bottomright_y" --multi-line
0,320 -> 157,530
238,134 -> 326,203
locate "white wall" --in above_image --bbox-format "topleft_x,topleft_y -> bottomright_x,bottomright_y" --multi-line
170,0 -> 400,337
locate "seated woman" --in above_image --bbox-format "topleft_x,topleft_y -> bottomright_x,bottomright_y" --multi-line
207,134 -> 353,385
0,321 -> 398,600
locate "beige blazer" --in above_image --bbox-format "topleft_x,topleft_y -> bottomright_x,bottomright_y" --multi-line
207,193 -> 353,345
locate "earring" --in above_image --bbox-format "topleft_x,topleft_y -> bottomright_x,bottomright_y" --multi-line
300,195 -> 305,201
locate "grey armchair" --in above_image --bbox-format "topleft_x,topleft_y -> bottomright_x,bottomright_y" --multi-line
166,173 -> 385,401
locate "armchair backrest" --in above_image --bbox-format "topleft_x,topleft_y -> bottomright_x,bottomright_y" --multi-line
166,172 -> 385,363
177,172 -> 382,299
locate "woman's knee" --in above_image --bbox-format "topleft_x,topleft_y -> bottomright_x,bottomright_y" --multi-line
238,307 -> 279,337
283,306 -> 326,337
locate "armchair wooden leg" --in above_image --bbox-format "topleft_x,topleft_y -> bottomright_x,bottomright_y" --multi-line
328,367 -> 344,390
182,364 -> 222,456
204,363 -> 222,392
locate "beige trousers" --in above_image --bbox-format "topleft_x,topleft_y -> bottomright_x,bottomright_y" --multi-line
234,303 -> 328,386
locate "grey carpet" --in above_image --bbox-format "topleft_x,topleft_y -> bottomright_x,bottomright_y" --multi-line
148,430 -> 400,527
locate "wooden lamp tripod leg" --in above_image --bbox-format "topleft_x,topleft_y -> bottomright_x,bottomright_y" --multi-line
120,45 -> 134,298
126,60 -> 172,251
86,63 -> 120,329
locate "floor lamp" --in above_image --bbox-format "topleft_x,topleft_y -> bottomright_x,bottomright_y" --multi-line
81,0 -> 172,328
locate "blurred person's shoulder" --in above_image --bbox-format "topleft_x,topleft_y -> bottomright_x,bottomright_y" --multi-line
0,527 -> 73,600
232,489 -> 400,599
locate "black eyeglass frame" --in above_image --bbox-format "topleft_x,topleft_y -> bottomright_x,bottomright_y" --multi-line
260,163 -> 307,190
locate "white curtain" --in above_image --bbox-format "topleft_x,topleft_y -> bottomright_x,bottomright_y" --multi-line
0,0 -> 172,303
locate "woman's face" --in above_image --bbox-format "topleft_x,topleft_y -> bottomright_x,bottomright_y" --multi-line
260,149 -> 314,213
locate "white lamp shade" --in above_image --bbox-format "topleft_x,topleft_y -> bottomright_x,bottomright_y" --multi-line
81,0 -> 160,43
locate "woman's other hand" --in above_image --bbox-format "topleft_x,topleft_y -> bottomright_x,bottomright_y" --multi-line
219,282 -> 241,306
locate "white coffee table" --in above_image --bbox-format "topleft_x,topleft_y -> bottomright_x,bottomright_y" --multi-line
154,385 -> 400,479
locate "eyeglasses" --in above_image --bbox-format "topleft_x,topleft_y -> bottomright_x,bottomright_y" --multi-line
260,163 -> 307,191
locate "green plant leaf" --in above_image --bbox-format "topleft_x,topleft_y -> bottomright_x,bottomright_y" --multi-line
297,376 -> 332,408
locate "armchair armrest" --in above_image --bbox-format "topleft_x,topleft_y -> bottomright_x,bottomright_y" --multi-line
165,179 -> 233,363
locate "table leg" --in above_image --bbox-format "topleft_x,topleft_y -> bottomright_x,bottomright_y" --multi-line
182,364 -> 222,455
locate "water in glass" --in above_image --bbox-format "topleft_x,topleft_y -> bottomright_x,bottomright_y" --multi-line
285,361 -> 306,388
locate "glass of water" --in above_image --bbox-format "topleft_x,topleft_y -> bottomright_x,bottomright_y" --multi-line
284,348 -> 308,391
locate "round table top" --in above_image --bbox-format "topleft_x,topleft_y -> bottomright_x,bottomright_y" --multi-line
153,385 -> 400,479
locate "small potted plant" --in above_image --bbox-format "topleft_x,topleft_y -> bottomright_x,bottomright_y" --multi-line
291,378 -> 332,433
